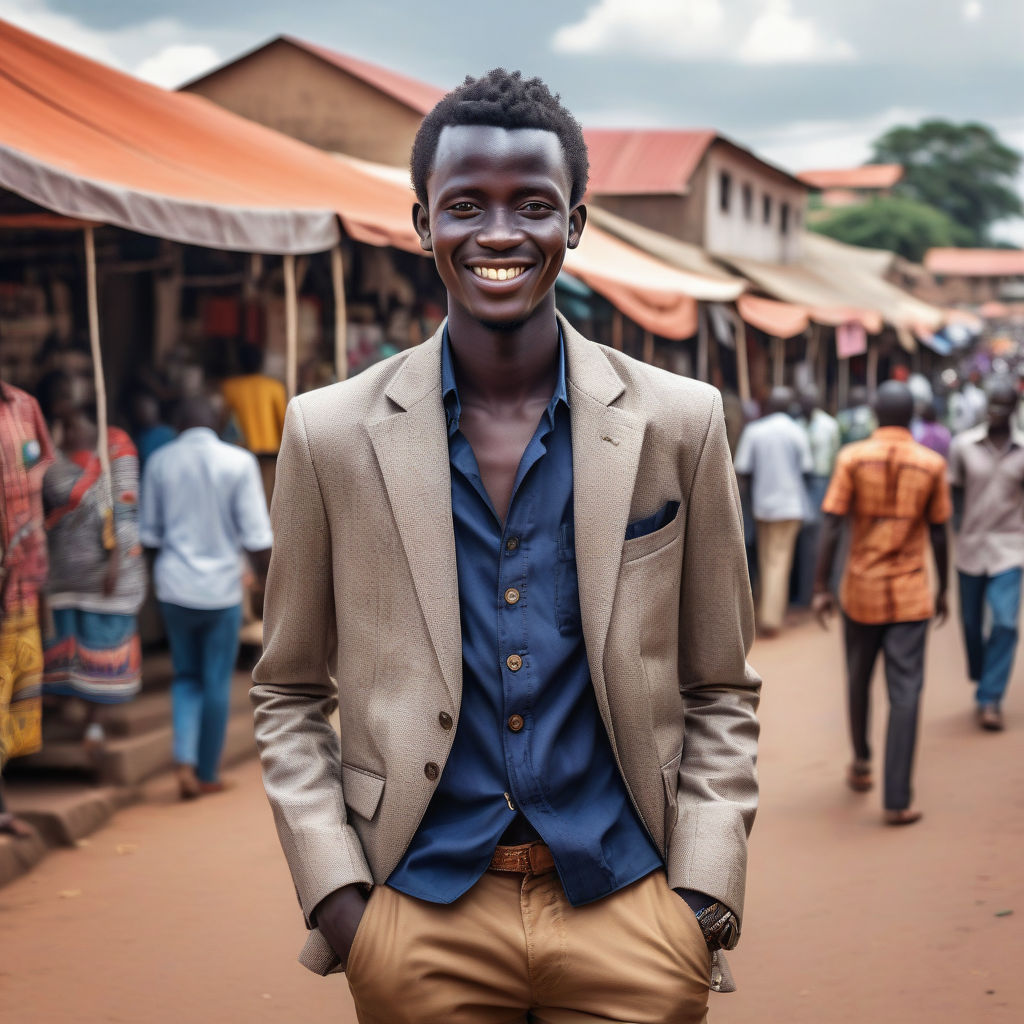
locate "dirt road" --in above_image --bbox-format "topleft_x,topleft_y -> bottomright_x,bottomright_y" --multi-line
1,614 -> 1021,1022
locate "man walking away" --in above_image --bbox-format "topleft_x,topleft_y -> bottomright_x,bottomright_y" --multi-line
140,397 -> 271,799
795,384 -> 840,607
813,381 -> 951,825
735,386 -> 812,636
948,378 -> 1024,732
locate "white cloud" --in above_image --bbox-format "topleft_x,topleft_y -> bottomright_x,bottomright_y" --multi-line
963,1 -> 983,22
552,0 -> 855,64
737,0 -> 856,65
135,44 -> 222,88
0,0 -> 223,86
552,0 -> 727,59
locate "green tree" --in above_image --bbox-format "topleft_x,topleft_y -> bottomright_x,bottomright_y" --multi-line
870,120 -> 1022,244
810,195 -> 971,262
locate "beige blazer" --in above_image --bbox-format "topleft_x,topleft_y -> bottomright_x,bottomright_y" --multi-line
251,314 -> 761,977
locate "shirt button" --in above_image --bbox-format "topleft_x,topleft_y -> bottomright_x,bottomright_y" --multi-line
504,587 -> 520,605
506,654 -> 523,672
507,714 -> 524,733
424,762 -> 440,781
506,536 -> 520,552
438,711 -> 453,730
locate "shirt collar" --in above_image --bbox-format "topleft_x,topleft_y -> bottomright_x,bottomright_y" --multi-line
872,425 -> 914,441
179,426 -> 218,442
441,324 -> 568,435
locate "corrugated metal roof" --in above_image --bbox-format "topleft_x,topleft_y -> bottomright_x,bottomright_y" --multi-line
798,165 -> 903,190
583,129 -> 717,196
925,248 -> 1024,277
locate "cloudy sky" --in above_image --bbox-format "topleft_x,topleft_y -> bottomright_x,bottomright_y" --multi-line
5,0 -> 1024,237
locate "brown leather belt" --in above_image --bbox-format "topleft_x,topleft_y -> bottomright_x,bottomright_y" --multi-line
488,841 -> 555,875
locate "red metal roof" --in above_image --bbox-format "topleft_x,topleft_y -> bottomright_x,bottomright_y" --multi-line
925,248 -> 1024,277
583,129 -> 717,196
798,165 -> 903,190
283,36 -> 445,115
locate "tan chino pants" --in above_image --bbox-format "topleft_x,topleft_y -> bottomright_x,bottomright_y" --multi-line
345,867 -> 711,1024
755,518 -> 803,632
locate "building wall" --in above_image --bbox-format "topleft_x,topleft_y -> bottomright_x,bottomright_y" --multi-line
183,40 -> 424,165
587,194 -> 692,241
703,145 -> 806,263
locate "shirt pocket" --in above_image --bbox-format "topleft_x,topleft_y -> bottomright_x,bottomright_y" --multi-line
554,522 -> 583,637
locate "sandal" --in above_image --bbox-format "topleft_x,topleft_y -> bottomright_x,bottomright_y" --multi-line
884,808 -> 923,826
846,760 -> 873,792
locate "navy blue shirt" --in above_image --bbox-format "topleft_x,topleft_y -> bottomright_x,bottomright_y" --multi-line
387,329 -> 662,907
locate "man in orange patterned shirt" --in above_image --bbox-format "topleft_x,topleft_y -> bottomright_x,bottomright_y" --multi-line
812,381 -> 951,826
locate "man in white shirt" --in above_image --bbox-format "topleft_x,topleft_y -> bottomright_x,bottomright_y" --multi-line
734,387 -> 813,636
140,396 -> 273,798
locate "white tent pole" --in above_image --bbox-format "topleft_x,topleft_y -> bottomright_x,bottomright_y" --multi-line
84,227 -> 113,532
331,245 -> 348,382
284,253 -> 298,400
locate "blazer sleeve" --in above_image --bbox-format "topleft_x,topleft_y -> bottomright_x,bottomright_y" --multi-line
250,399 -> 373,924
666,391 -> 761,925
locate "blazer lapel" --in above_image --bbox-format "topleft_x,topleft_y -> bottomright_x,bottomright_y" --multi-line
561,316 -> 645,753
367,325 -> 463,708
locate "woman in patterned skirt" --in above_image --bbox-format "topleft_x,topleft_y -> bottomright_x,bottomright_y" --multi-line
42,407 -> 146,748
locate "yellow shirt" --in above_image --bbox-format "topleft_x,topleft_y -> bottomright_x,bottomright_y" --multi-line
221,374 -> 286,454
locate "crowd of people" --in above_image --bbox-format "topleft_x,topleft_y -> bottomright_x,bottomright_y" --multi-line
0,345 -> 280,836
733,357 -> 1023,825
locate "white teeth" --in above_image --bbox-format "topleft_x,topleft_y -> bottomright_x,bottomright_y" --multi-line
471,266 -> 525,280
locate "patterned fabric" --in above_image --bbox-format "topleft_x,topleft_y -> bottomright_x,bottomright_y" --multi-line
0,608 -> 43,766
823,426 -> 952,624
43,426 -> 146,616
43,608 -> 141,704
0,382 -> 55,615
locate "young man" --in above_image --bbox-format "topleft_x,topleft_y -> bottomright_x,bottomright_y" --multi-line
253,70 -> 760,1024
140,397 -> 271,799
813,381 -> 951,826
734,386 -> 812,636
948,378 -> 1024,731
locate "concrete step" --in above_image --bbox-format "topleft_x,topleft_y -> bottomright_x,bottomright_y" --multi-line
5,781 -> 141,846
12,672 -> 256,786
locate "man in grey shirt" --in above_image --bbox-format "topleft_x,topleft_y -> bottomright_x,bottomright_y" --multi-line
948,378 -> 1024,731
734,387 -> 812,636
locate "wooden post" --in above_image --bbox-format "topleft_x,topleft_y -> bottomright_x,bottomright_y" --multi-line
642,330 -> 654,365
331,245 -> 348,382
730,308 -> 751,405
611,310 -> 623,351
284,253 -> 298,400
84,227 -> 113,531
815,324 -> 828,403
772,336 -> 785,387
866,341 -> 879,399
697,303 -> 709,382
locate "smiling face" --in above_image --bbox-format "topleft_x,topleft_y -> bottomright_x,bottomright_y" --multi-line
414,124 -> 585,331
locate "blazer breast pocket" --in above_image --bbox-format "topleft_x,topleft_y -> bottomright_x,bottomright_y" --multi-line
622,500 -> 682,563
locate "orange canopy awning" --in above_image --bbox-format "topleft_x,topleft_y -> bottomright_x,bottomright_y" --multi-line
736,294 -> 809,339
0,19 -> 414,254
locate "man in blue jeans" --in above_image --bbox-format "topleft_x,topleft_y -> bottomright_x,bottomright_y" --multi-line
140,396 -> 272,796
949,378 -> 1024,732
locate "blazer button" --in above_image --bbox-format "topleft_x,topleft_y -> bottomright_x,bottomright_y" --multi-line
424,762 -> 440,781
504,587 -> 520,605
438,711 -> 453,730
507,714 -> 524,733
506,654 -> 523,672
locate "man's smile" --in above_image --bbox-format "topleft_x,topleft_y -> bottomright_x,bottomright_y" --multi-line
464,261 -> 536,286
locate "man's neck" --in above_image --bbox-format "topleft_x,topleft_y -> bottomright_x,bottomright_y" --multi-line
446,298 -> 560,409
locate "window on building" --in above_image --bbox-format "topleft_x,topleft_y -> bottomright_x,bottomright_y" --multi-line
763,194 -> 773,224
780,202 -> 791,236
742,183 -> 753,220
719,171 -> 732,213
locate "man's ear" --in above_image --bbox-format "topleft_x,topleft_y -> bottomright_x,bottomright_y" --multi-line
413,203 -> 432,252
567,205 -> 587,250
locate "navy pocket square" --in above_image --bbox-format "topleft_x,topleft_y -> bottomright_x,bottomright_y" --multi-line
625,501 -> 680,541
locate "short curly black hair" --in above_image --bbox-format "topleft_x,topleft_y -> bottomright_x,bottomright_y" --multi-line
411,69 -> 589,208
